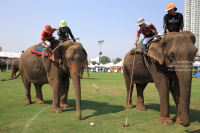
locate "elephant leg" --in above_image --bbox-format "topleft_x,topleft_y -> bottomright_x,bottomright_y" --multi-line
34,84 -> 44,104
124,68 -> 134,108
48,68 -> 62,113
150,69 -> 173,125
13,73 -> 16,78
21,75 -> 32,104
170,75 -> 182,124
87,71 -> 90,77
136,83 -> 147,111
60,73 -> 70,108
10,72 -> 15,79
80,68 -> 83,76
156,79 -> 173,125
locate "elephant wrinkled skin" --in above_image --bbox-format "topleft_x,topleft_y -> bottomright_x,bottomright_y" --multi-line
123,31 -> 197,127
10,59 -> 19,78
19,41 -> 87,119
0,62 -> 7,72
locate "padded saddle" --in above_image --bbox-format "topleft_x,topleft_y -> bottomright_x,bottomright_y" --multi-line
32,43 -> 49,56
130,35 -> 163,55
32,40 -> 60,56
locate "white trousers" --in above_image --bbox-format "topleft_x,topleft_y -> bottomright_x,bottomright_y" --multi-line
45,40 -> 51,46
143,36 -> 154,45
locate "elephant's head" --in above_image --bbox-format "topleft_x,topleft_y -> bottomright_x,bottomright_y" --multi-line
52,40 -> 88,119
148,31 -> 198,127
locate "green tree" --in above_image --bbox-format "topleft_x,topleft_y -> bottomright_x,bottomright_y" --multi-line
100,56 -> 110,64
113,57 -> 122,64
91,61 -> 97,65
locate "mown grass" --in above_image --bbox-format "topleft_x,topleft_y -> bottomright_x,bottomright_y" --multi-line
0,70 -> 200,133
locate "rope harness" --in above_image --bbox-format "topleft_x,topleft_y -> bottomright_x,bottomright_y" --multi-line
42,45 -> 100,91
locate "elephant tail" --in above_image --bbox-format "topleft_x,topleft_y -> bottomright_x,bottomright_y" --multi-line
1,73 -> 21,81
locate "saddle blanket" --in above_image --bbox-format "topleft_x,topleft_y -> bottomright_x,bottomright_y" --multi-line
32,44 -> 49,56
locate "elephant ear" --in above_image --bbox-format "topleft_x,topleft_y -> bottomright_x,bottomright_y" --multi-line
148,41 -> 164,65
49,45 -> 63,61
83,48 -> 87,57
51,41 -> 75,61
188,31 -> 196,44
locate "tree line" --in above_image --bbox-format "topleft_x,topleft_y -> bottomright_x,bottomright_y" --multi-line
91,56 -> 122,65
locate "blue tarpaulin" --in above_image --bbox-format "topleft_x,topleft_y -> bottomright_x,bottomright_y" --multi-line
196,73 -> 200,77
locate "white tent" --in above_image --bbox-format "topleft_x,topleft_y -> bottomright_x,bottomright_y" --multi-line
88,64 -> 99,68
0,52 -> 21,58
113,60 -> 123,66
88,64 -> 95,68
193,61 -> 200,67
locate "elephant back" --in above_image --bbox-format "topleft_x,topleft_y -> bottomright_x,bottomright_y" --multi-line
123,52 -> 153,83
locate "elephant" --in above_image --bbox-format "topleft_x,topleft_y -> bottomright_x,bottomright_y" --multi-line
10,59 -> 20,78
80,61 -> 90,77
19,40 -> 87,119
123,31 -> 197,127
0,61 -> 7,72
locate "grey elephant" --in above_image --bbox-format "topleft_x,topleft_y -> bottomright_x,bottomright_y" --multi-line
80,61 -> 90,77
0,62 -> 7,72
20,40 -> 87,119
10,59 -> 20,78
123,31 -> 197,127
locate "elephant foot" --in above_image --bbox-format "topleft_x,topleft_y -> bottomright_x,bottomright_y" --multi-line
60,103 -> 69,108
176,117 -> 183,124
158,117 -> 174,125
126,104 -> 134,108
36,99 -> 45,104
51,107 -> 63,113
24,99 -> 32,104
136,104 -> 146,111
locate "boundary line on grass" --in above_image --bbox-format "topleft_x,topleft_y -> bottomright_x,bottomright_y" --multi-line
22,106 -> 51,133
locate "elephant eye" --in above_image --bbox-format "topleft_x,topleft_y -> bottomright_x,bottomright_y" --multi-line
169,53 -> 175,59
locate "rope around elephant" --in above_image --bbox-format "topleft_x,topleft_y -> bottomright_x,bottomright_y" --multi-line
42,48 -> 100,91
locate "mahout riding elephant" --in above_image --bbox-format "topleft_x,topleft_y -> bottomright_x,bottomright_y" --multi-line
10,59 -> 19,78
20,40 -> 87,119
0,61 -> 7,72
123,31 -> 197,127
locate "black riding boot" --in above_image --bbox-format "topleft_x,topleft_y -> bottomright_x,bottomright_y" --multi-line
142,44 -> 147,56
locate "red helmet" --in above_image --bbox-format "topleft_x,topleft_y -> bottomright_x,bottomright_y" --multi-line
44,25 -> 54,33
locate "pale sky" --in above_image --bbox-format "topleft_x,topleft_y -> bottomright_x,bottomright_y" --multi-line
0,0 -> 184,60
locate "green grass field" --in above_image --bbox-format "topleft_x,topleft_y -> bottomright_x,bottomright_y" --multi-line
0,70 -> 200,133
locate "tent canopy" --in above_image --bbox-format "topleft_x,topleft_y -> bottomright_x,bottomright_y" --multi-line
0,52 -> 21,58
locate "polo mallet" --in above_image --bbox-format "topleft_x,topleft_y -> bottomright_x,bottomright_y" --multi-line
62,60 -> 100,91
58,38 -> 80,42
123,53 -> 136,127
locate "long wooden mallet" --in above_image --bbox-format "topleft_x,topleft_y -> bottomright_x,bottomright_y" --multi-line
124,53 -> 136,127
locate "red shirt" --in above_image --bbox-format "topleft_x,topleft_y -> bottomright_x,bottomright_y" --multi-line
136,23 -> 156,37
41,28 -> 56,41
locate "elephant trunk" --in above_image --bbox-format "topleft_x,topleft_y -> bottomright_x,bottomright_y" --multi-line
10,66 -> 15,79
70,62 -> 82,120
176,64 -> 192,127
